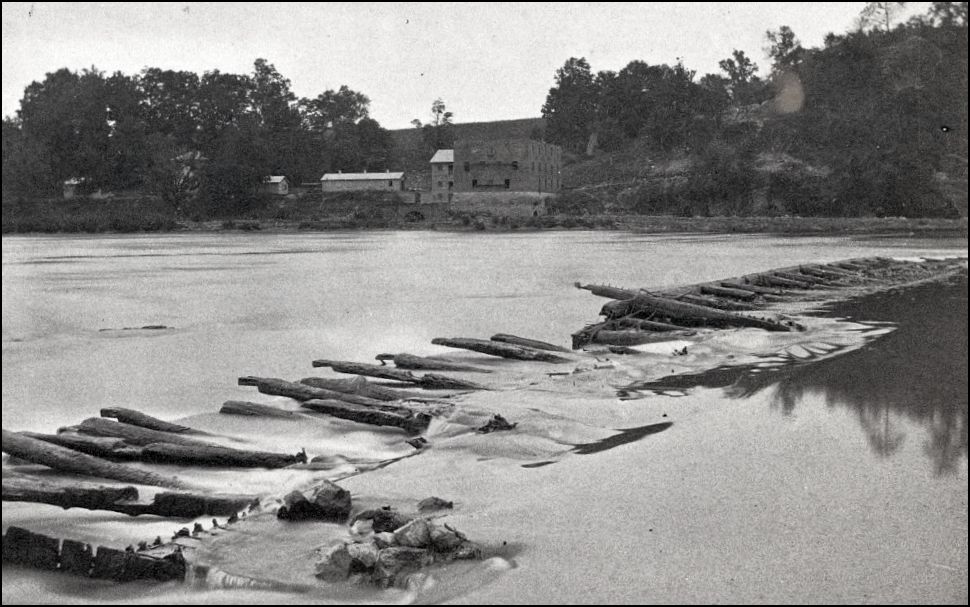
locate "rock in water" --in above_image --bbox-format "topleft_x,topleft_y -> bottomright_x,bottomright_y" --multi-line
477,414 -> 517,433
375,547 -> 431,585
393,519 -> 432,548
353,507 -> 412,533
315,543 -> 353,581
277,480 -> 351,522
346,541 -> 380,569
417,496 -> 453,512
429,524 -> 462,551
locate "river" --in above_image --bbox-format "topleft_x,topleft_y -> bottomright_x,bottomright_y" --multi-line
2,230 -> 968,603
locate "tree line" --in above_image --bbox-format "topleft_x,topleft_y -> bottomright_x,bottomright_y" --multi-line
542,2 -> 968,217
2,59 -> 395,215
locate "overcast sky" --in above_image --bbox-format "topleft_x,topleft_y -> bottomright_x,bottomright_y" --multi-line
2,2 -> 931,129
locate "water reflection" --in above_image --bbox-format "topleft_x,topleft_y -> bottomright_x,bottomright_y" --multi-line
628,274 -> 968,475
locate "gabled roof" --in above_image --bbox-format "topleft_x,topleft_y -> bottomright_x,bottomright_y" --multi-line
430,149 -> 454,163
263,175 -> 288,183
320,172 -> 405,181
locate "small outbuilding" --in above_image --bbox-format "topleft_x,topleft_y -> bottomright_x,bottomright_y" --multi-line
261,175 -> 290,195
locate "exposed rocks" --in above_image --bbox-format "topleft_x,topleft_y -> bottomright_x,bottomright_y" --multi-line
314,517 -> 482,588
277,480 -> 352,522
478,414 -> 518,433
352,507 -> 412,533
417,496 -> 454,512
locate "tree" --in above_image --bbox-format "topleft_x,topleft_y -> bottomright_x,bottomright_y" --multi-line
542,57 -> 598,153
858,2 -> 908,31
1,118 -> 55,200
718,50 -> 764,105
765,26 -> 805,71
420,98 -> 455,153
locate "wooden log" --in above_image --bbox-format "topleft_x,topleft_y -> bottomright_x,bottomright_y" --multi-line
139,442 -> 305,469
574,283 -> 639,300
719,281 -> 787,296
74,418 -> 213,448
753,274 -> 813,289
3,473 -> 139,511
100,407 -> 204,435
799,265 -> 854,281
375,353 -> 492,373
699,284 -> 758,301
832,261 -> 870,273
679,294 -> 759,312
604,293 -> 796,332
490,333 -> 572,352
591,330 -> 696,346
21,431 -> 142,460
299,377 -> 432,402
430,337 -> 572,363
772,271 -> 829,286
1,472 -> 256,518
301,399 -> 431,434
118,491 -> 258,518
237,376 -> 399,406
60,539 -> 93,575
613,317 -> 685,332
2,526 -> 60,570
219,400 -> 298,418
2,429 -> 184,488
309,362 -> 487,390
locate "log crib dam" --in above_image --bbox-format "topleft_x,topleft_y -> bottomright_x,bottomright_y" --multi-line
2,255 -> 966,596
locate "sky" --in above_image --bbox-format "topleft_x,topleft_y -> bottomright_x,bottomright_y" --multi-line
1,2 -> 932,129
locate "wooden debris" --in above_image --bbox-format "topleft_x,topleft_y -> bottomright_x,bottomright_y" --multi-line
299,376 -> 432,402
752,274 -> 813,289
219,400 -> 299,418
238,376 -> 395,405
2,473 -> 138,511
1,471 -> 255,517
490,333 -> 571,352
139,442 -> 305,468
772,270 -> 829,286
100,407 -> 204,435
375,353 -> 492,373
2,429 -> 184,488
310,361 -> 486,390
301,399 -> 431,434
613,317 -> 686,332
590,330 -> 695,346
574,283 -> 639,300
678,293 -> 760,311
601,293 -> 796,332
699,284 -> 758,301
430,337 -> 572,363
73,418 -> 213,448
20,431 -> 141,460
719,281 -> 788,296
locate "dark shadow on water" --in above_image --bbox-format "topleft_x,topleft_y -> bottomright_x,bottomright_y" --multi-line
572,421 -> 674,455
625,273 -> 968,475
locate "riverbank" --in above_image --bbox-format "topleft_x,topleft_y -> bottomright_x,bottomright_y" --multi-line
2,195 -> 967,237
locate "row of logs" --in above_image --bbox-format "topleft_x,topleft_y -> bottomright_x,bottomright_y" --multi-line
570,258 -> 960,348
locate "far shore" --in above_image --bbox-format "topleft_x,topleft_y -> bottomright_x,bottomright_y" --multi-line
3,214 -> 968,238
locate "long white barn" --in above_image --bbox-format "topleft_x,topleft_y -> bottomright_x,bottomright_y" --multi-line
320,171 -> 405,192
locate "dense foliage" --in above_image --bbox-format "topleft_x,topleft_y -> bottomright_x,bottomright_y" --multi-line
542,2 -> 968,217
2,59 -> 394,217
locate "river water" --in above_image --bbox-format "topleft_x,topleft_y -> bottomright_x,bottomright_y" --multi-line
2,230 -> 968,603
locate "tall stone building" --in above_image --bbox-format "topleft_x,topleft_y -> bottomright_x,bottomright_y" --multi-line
429,149 -> 454,203
428,138 -> 562,216
451,139 -> 562,193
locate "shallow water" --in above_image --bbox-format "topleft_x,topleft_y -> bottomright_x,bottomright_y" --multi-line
2,230 -> 968,603
3,231 -> 965,431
